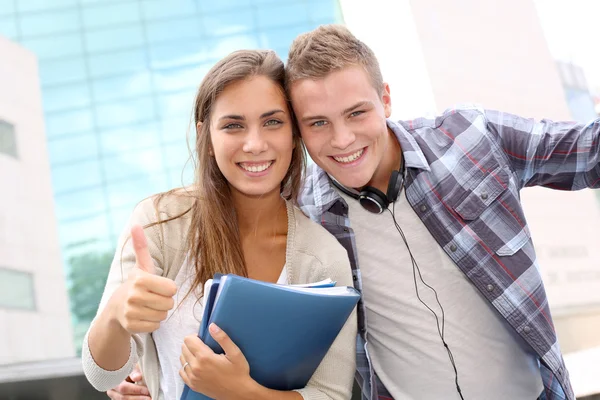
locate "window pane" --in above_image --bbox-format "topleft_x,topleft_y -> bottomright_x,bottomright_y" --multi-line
164,141 -> 192,170
85,25 -> 144,53
42,83 -> 91,113
99,121 -> 161,156
82,1 -> 140,29
59,214 -> 110,252
156,89 -> 196,119
205,34 -> 259,60
105,173 -> 168,209
148,41 -> 206,70
45,108 -> 94,138
160,115 -> 193,143
0,268 -> 35,311
92,72 -> 152,102
153,64 -> 206,93
0,16 -> 18,40
88,48 -> 148,79
54,187 -> 106,222
51,160 -> 103,194
258,24 -> 309,50
47,132 -> 99,166
17,0 -> 77,13
94,97 -> 155,129
255,3 -> 309,30
19,9 -> 80,37
0,119 -> 18,158
40,57 -> 87,86
22,33 -> 84,59
200,0 -> 251,13
145,16 -> 200,44
308,0 -> 343,23
168,164 -> 194,188
140,0 -> 196,21
102,148 -> 165,183
202,9 -> 254,38
0,1 -> 15,16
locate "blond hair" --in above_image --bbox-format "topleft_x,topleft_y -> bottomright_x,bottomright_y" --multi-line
285,24 -> 384,93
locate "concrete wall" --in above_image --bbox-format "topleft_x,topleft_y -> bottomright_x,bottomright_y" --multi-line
0,36 -> 74,364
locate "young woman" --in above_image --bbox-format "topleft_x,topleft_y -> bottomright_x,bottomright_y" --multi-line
82,50 -> 356,400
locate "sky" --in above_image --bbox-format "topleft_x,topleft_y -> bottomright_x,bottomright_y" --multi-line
534,0 -> 600,91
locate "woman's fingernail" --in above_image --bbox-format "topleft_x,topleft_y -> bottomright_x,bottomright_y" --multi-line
209,323 -> 220,334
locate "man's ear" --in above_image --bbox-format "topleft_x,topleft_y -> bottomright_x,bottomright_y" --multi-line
381,82 -> 392,118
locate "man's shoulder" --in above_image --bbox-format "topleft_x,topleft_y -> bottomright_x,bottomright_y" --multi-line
397,103 -> 488,134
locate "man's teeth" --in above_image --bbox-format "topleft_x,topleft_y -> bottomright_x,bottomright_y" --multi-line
240,161 -> 273,172
333,149 -> 364,163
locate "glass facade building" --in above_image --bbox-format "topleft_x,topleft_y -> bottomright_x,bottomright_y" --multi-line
0,0 -> 343,351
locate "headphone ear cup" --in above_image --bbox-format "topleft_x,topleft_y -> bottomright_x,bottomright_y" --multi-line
386,170 -> 403,203
359,186 -> 389,213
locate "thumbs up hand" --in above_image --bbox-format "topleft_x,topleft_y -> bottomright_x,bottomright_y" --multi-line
109,225 -> 178,335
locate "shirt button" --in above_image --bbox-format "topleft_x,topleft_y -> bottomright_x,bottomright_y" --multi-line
420,204 -> 427,212
486,284 -> 494,292
352,275 -> 358,281
523,326 -> 531,334
481,191 -> 489,200
450,244 -> 457,252
343,227 -> 349,232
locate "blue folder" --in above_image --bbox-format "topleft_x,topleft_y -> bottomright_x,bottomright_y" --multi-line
180,274 -> 360,400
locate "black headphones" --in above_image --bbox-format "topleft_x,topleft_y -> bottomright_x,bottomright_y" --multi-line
331,158 -> 405,214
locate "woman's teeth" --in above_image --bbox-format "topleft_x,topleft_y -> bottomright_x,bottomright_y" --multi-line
239,161 -> 273,172
333,148 -> 364,163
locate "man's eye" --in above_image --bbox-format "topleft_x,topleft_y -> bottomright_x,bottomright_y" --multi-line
350,111 -> 364,117
312,120 -> 328,127
264,119 -> 282,127
223,123 -> 243,129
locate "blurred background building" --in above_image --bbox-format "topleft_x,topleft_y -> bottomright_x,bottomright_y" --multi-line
0,0 -> 598,399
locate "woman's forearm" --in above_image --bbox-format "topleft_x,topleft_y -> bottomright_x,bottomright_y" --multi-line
87,304 -> 132,371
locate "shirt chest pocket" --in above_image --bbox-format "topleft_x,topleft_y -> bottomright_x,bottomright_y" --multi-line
451,165 -> 531,256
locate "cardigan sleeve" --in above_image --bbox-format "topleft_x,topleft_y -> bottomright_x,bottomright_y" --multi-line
82,197 -> 166,391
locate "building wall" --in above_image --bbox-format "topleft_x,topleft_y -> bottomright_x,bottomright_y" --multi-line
0,36 -> 74,364
405,0 -> 600,356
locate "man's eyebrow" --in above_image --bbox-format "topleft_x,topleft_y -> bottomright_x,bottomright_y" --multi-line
300,114 -> 328,123
300,101 -> 374,123
341,101 -> 372,116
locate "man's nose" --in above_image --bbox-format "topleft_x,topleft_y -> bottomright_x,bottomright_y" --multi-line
330,126 -> 356,150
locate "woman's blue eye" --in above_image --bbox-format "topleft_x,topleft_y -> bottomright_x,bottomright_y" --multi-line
224,123 -> 243,129
264,119 -> 282,127
312,120 -> 327,127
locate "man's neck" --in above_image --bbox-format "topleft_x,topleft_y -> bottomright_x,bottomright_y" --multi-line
231,188 -> 287,238
365,127 -> 402,193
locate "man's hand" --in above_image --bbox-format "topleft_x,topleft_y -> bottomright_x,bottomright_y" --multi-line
107,365 -> 151,400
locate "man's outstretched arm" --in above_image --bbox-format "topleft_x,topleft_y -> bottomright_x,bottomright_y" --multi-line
485,110 -> 600,190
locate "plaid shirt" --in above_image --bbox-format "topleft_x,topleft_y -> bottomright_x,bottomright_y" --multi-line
298,105 -> 600,400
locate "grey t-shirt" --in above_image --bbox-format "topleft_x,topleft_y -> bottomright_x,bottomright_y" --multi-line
338,189 -> 543,400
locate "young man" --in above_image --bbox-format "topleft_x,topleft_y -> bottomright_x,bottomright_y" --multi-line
110,25 -> 598,400
284,25 -> 598,400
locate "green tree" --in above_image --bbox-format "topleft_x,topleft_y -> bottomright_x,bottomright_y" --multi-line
67,249 -> 114,355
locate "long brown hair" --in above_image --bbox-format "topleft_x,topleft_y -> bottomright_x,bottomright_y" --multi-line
148,50 -> 305,298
